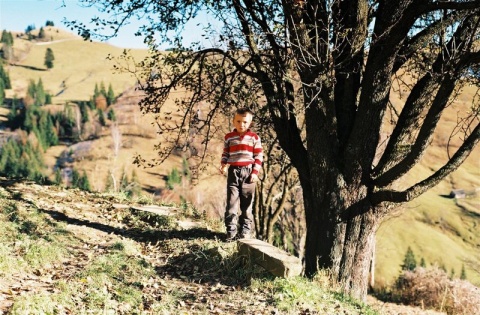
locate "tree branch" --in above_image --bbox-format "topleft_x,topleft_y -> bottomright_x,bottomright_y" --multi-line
426,1 -> 480,12
393,11 -> 461,72
372,122 -> 480,205
374,14 -> 480,181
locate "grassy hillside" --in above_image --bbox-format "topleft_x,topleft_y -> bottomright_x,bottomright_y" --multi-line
7,27 -> 149,102
1,27 -> 479,291
375,81 -> 480,287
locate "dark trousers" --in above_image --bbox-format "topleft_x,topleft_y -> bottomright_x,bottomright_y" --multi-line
225,165 -> 256,235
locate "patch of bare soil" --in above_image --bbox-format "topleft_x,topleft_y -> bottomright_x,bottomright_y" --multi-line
0,179 -> 446,314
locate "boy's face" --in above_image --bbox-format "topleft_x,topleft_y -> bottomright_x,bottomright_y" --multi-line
233,113 -> 252,134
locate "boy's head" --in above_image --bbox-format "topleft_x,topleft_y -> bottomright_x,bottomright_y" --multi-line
233,107 -> 253,134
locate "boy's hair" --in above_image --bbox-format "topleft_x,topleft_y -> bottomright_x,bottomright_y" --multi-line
235,107 -> 254,116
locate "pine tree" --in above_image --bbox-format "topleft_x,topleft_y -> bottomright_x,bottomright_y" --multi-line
33,125 -> 48,152
78,171 -> 91,191
7,32 -> 13,45
36,78 -> 46,105
54,168 -> 62,185
166,168 -> 181,190
38,27 -> 45,39
420,257 -> 426,268
0,79 -> 4,105
25,24 -> 36,34
106,83 -> 115,105
97,109 -> 106,126
27,79 -> 37,100
0,64 -> 11,89
45,20 -> 54,27
44,114 -> 58,147
182,157 -> 191,181
88,98 -> 95,110
0,139 -> 20,176
0,138 -> 46,182
104,171 -> 115,192
1,30 -> 11,44
93,83 -> 100,99
7,100 -> 17,124
6,98 -> 23,130
61,104 -> 76,139
401,246 -> 417,271
71,168 -> 80,187
1,30 -> 14,61
23,107 -> 36,133
78,102 -> 89,123
99,81 -> 107,97
44,48 -> 55,69
1,42 -> 13,61
460,264 -> 467,280
120,168 -> 129,192
130,170 -> 142,196
107,108 -> 116,121
23,141 -> 45,181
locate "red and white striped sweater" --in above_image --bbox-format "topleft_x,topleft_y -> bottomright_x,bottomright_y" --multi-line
221,129 -> 263,175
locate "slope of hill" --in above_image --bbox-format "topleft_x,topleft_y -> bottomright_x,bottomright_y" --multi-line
375,83 -> 480,287
6,26 -> 149,102
0,177 -> 449,314
1,27 -> 479,292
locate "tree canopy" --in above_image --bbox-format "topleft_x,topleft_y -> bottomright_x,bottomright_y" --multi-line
69,0 -> 480,300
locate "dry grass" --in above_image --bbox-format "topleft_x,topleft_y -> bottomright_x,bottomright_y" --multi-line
393,267 -> 480,315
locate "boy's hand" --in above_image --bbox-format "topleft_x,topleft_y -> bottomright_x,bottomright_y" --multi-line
249,174 -> 259,183
220,164 -> 228,175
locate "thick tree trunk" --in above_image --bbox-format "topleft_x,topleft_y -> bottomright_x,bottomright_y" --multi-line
303,183 -> 379,301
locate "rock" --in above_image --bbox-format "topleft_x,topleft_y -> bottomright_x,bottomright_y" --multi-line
237,238 -> 303,277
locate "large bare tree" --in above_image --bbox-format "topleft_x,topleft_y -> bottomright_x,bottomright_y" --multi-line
69,0 -> 480,300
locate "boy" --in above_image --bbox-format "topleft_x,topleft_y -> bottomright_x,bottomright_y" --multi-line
220,108 -> 263,241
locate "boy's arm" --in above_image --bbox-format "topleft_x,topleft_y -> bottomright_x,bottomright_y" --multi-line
220,136 -> 230,174
251,135 -> 263,176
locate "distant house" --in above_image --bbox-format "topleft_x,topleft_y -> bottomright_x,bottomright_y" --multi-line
449,189 -> 466,199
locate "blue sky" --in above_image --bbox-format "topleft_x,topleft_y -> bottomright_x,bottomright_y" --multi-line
0,0 -> 216,49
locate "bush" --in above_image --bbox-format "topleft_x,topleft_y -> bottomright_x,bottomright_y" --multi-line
393,267 -> 480,314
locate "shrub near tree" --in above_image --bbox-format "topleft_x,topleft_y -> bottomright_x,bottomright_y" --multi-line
393,267 -> 480,314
